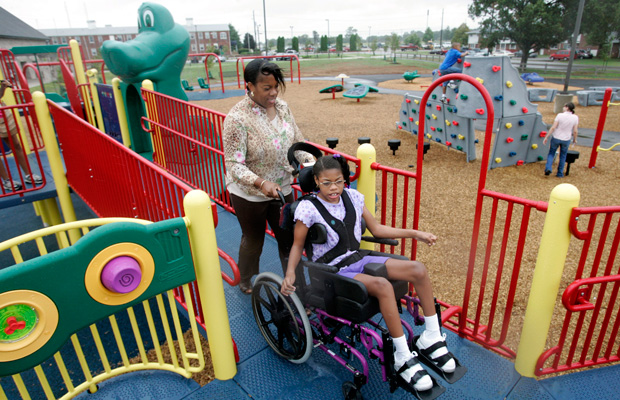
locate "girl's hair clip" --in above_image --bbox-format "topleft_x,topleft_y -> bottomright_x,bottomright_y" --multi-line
333,154 -> 341,158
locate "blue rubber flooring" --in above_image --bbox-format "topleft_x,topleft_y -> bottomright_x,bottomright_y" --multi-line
2,198 -> 620,399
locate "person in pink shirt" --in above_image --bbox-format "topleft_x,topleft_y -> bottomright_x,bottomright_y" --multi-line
543,102 -> 578,177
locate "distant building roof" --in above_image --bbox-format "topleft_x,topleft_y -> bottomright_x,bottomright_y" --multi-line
39,23 -> 229,37
0,7 -> 47,41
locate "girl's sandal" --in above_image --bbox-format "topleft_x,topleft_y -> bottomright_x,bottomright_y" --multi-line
239,281 -> 252,295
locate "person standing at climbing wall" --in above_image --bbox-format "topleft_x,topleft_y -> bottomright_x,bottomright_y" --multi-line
439,43 -> 468,103
543,102 -> 578,178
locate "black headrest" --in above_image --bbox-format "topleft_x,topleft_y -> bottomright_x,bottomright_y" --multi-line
287,142 -> 323,193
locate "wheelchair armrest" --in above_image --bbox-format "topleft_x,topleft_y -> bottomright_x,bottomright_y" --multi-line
361,236 -> 399,246
363,262 -> 388,278
304,261 -> 338,274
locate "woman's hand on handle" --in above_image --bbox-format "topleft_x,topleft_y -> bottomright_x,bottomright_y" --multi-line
281,273 -> 296,295
261,180 -> 281,198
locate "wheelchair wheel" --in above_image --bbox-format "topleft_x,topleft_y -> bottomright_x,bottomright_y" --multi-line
251,272 -> 312,364
342,381 -> 363,400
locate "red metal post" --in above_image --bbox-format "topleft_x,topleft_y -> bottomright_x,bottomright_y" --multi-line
588,88 -> 613,168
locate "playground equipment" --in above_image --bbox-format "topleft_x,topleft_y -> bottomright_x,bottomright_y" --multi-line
528,88 -> 557,103
319,84 -> 343,99
589,88 -> 619,168
403,70 -> 421,82
343,84 -> 369,102
520,72 -> 544,84
251,144 -> 466,399
326,137 -> 339,149
0,190 -> 237,398
388,139 -> 401,155
197,77 -> 210,89
182,79 -> 194,91
399,56 -> 548,167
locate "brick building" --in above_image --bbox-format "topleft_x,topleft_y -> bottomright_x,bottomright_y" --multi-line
39,19 -> 231,60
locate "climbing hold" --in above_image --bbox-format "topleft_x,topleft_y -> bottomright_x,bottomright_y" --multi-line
517,160 -> 524,166
457,58 -> 462,63
509,151 -> 517,157
539,131 -> 547,137
402,121 -> 407,126
432,114 -> 437,120
510,100 -> 517,106
402,110 -> 407,115
492,65 -> 501,72
494,95 -> 504,101
531,144 -> 538,149
454,88 -> 459,94
435,138 -> 442,143
505,123 -> 512,129
426,133 -> 432,139
414,99 -> 420,104
464,61 -> 471,68
518,120 -> 525,126
476,108 -> 484,115
426,114 -> 431,119
451,134 -> 457,138
537,156 -> 544,161
506,137 -> 514,143
453,107 -> 458,113
398,125 -> 403,129
427,103 -> 431,107
406,99 -> 411,103
412,109 -> 417,114
447,107 -> 453,112
446,120 -> 451,126
458,134 -> 465,140
437,127 -> 443,132
506,81 -> 513,88
476,77 -> 484,84
413,130 -> 418,134
409,117 -> 414,122
432,94 -> 437,99
453,121 -> 459,126
495,157 -> 502,163
457,146 -> 463,151
446,141 -> 452,146
475,139 -> 479,143
430,126 -> 436,131
415,121 -> 419,125
522,107 -> 528,113
521,134 -> 529,140
436,105 -> 442,111
460,94 -> 468,100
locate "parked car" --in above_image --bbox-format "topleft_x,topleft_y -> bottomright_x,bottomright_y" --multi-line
549,50 -> 576,60
514,50 -> 538,58
429,48 -> 447,55
217,54 -> 227,62
494,50 -> 515,57
577,49 -> 593,59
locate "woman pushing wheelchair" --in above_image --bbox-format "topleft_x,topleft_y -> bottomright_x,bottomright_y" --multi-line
280,152 -> 456,393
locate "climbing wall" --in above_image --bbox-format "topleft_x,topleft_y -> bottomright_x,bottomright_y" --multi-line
398,93 -> 476,162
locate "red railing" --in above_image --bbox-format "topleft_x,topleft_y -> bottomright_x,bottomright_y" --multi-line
236,55 -> 301,89
187,53 -> 225,93
0,91 -> 46,198
48,101 -> 239,328
141,88 -> 232,213
588,88 -> 615,168
536,205 -> 620,375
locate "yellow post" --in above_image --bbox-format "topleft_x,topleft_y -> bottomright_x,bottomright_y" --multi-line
515,183 -> 580,377
112,78 -> 131,147
70,39 -> 94,125
86,69 -> 105,132
356,143 -> 377,250
32,91 -> 80,244
183,190 -> 236,380
142,79 -> 165,166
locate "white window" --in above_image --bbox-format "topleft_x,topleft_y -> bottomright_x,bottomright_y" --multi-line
211,32 -> 217,39
220,32 -> 227,40
190,33 -> 195,39
61,37 -> 67,44
198,32 -> 203,39
98,35 -> 103,41
91,48 -> 97,56
52,37 -> 58,44
89,36 -> 94,43
199,44 -> 205,51
191,44 -> 197,51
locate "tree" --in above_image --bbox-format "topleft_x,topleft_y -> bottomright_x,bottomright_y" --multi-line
370,38 -> 378,55
350,34 -> 359,51
389,33 -> 400,57
243,33 -> 256,51
336,34 -> 343,52
469,0 -> 570,71
320,35 -> 328,52
404,33 -> 421,47
580,0 -> 620,56
277,36 -> 285,52
345,26 -> 358,41
292,37 -> 299,52
452,23 -> 470,45
299,34 -> 309,47
228,24 -> 240,45
313,31 -> 320,46
422,27 -> 434,44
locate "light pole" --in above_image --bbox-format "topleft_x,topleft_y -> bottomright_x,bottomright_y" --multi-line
368,26 -> 371,47
326,19 -> 330,58
263,0 -> 268,53
290,26 -> 294,38
257,24 -> 262,53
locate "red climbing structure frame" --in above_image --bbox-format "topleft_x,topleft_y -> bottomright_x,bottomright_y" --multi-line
588,88 -> 614,168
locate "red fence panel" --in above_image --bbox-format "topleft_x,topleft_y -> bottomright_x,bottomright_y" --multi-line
536,206 -> 620,375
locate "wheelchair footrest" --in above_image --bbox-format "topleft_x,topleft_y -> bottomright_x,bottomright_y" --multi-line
394,374 -> 445,400
412,335 -> 467,384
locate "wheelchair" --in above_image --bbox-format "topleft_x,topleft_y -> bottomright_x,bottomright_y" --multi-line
250,143 -> 465,399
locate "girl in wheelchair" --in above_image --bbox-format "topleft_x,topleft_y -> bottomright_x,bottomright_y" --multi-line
280,153 -> 456,393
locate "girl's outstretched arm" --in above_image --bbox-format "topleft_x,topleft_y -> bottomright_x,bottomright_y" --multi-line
282,220 -> 309,294
362,206 -> 437,246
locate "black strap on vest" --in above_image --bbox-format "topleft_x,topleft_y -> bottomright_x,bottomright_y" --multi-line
308,190 -> 360,265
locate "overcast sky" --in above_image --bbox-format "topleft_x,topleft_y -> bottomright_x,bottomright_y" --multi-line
5,0 -> 477,38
